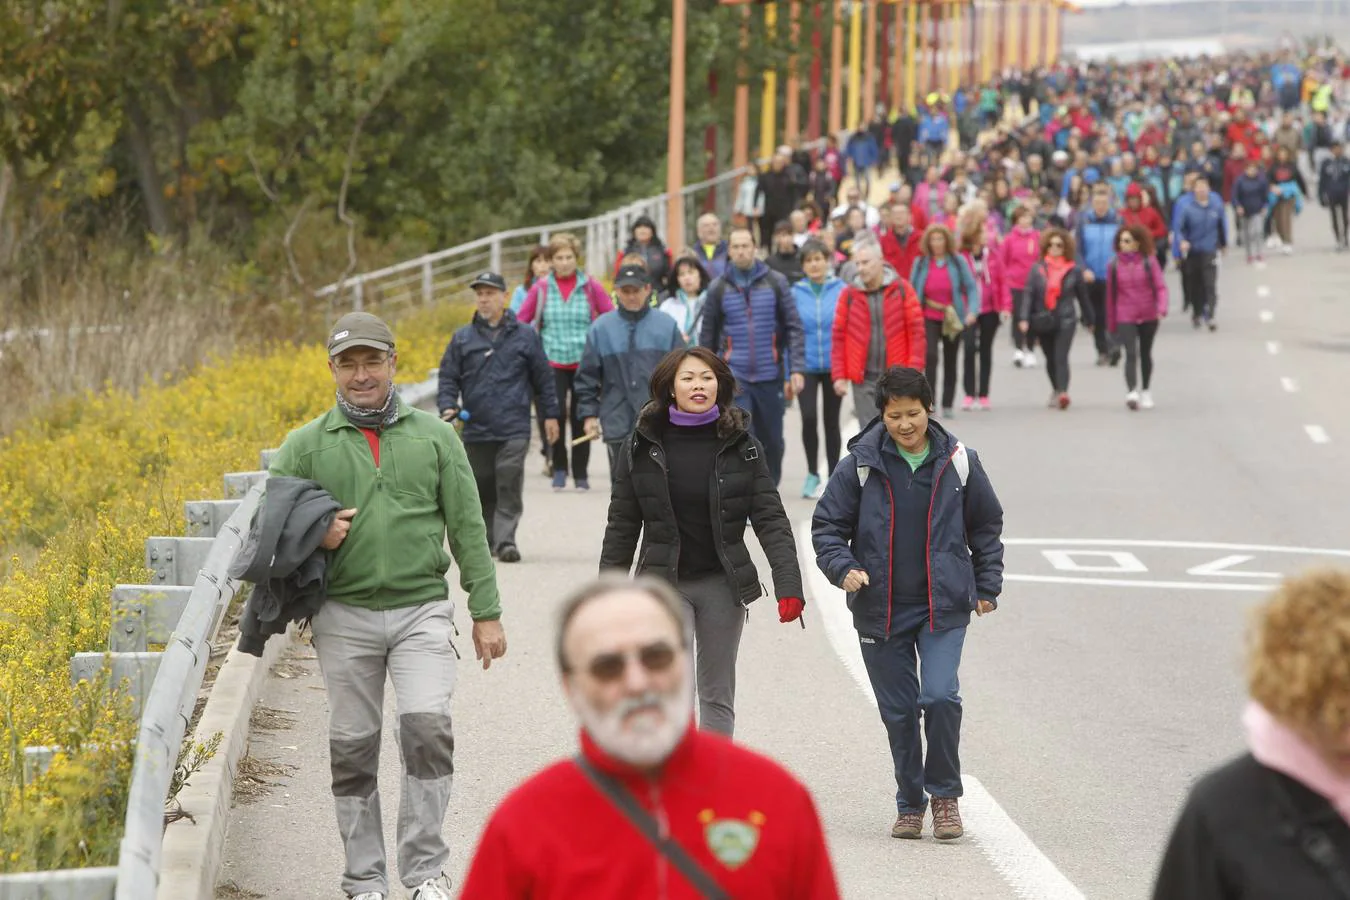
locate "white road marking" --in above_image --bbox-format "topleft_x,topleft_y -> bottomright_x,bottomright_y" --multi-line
1185,554 -> 1280,578
795,524 -> 1087,900
1259,310 -> 1274,323
1281,377 -> 1299,393
1266,341 -> 1281,355
1256,260 -> 1268,270
1002,538 -> 1350,557
1042,549 -> 1147,573
1306,425 -> 1331,444
1005,574 -> 1271,592
1256,285 -> 1271,298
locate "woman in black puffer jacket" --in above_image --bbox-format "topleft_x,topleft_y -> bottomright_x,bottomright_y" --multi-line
600,346 -> 804,738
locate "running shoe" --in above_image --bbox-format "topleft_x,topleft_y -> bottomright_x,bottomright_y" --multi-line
496,544 -> 521,563
351,893 -> 383,900
961,396 -> 976,411
1140,391 -> 1155,409
941,406 -> 953,418
979,397 -> 991,411
575,478 -> 591,491
412,877 -> 453,900
1057,392 -> 1071,410
802,473 -> 821,499
1023,353 -> 1038,368
551,471 -> 567,491
1207,320 -> 1218,332
1047,391 -> 1059,408
1012,349 -> 1026,368
1126,390 -> 1140,411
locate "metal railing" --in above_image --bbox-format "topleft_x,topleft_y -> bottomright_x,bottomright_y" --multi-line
315,140 -> 826,316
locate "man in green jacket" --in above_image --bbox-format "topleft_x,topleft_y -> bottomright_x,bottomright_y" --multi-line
269,311 -> 506,900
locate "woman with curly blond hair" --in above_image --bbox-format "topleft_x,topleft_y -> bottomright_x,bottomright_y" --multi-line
1153,568 -> 1350,899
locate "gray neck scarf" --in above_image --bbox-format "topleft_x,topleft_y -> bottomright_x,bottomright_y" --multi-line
336,386 -> 399,429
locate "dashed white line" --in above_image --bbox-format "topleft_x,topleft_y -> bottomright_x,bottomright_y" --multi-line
1266,341 -> 1281,355
1259,310 -> 1274,323
796,523 -> 1087,900
1256,285 -> 1271,298
1305,425 -> 1331,444
1281,377 -> 1299,393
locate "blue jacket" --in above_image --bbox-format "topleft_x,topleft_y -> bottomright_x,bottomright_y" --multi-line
1176,195 -> 1227,254
437,310 -> 560,443
1233,173 -> 1270,216
575,306 -> 686,443
909,254 -> 981,320
793,275 -> 846,373
1075,208 -> 1122,279
692,241 -> 730,282
846,132 -> 880,170
700,261 -> 805,385
918,113 -> 949,145
812,418 -> 1004,635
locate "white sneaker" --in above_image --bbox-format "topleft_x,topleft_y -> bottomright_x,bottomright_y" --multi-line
351,893 -> 384,900
1023,352 -> 1038,368
1266,235 -> 1281,249
412,877 -> 453,900
1281,243 -> 1294,255
1140,391 -> 1155,409
1012,349 -> 1025,368
1126,390 -> 1140,411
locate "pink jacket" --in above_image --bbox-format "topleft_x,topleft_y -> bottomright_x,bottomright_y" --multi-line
962,248 -> 1010,314
912,181 -> 949,219
1000,226 -> 1042,292
1105,252 -> 1169,332
516,274 -> 613,326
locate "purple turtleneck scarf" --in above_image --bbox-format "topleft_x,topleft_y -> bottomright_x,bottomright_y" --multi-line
668,404 -> 720,426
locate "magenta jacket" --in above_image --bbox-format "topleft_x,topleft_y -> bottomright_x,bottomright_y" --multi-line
1000,225 -> 1042,292
961,248 -> 1011,314
1105,252 -> 1169,332
517,274 -> 614,326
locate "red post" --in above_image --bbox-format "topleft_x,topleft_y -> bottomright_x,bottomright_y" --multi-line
705,70 -> 718,213
808,3 -> 823,139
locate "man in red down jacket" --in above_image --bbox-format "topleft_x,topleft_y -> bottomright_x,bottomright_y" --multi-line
831,235 -> 925,424
879,202 -> 923,282
459,577 -> 840,900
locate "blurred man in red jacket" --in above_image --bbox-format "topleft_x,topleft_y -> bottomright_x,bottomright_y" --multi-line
460,577 -> 840,900
880,202 -> 923,282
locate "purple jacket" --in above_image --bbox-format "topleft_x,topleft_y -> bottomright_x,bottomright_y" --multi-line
1106,252 -> 1169,332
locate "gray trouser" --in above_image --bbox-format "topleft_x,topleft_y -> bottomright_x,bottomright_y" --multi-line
310,599 -> 458,896
464,438 -> 527,551
852,379 -> 878,428
676,573 -> 746,737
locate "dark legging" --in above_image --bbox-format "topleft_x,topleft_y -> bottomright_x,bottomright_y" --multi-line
1010,289 -> 1037,352
798,372 -> 842,477
962,311 -> 1002,399
924,319 -> 962,410
1331,199 -> 1349,246
1038,321 -> 1076,393
550,367 -> 590,479
1114,320 -> 1159,392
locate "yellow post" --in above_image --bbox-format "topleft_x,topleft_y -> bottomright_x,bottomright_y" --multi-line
1046,0 -> 1061,65
948,0 -> 962,94
890,0 -> 905,116
828,0 -> 844,135
760,2 -> 779,161
981,0 -> 995,82
862,0 -> 878,122
1004,0 -> 1019,77
785,1 -> 801,141
915,2 -> 927,100
847,0 -> 863,130
1027,0 -> 1042,68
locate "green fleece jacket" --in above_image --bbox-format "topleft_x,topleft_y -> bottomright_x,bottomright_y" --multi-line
268,396 -> 501,620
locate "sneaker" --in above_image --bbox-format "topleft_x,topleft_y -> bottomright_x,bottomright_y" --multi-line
931,797 -> 964,840
1192,317 -> 1202,330
496,544 -> 521,563
1057,392 -> 1071,410
961,396 -> 975,411
802,473 -> 821,499
891,811 -> 924,839
1022,352 -> 1037,368
1012,349 -> 1026,368
1108,349 -> 1122,367
411,877 -> 453,900
1257,254 -> 1265,262
1047,391 -> 1059,408
979,397 -> 991,411
1207,320 -> 1217,332
941,406 -> 953,418
1281,244 -> 1294,255
1126,390 -> 1140,411
350,893 -> 384,900
1095,353 -> 1108,367
551,471 -> 567,491
1140,391 -> 1155,409
575,478 -> 590,491
541,459 -> 554,478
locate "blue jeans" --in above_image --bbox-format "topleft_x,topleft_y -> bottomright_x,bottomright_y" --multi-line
733,379 -> 785,485
858,603 -> 967,815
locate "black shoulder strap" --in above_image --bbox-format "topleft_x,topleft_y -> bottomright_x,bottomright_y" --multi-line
1267,767 -> 1350,900
574,756 -> 730,900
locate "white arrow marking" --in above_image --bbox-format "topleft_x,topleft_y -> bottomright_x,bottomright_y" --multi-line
1185,554 -> 1280,579
1266,341 -> 1281,355
1280,377 -> 1299,393
1256,285 -> 1271,298
1306,425 -> 1331,444
1259,310 -> 1274,323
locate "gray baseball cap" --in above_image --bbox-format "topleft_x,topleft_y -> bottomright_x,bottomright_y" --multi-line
327,312 -> 394,357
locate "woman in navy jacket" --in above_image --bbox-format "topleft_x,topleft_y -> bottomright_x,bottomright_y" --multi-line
812,366 -> 1004,843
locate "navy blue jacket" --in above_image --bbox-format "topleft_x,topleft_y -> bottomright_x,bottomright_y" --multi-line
575,305 -> 686,443
811,418 -> 1004,635
1176,195 -> 1228,254
437,310 -> 560,443
700,261 -> 805,385
1232,173 -> 1270,216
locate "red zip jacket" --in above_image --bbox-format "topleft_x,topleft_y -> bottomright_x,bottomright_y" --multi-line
1122,205 -> 1168,244
830,272 -> 926,384
879,227 -> 922,282
460,727 -> 840,900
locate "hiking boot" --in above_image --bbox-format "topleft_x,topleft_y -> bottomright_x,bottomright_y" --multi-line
891,811 -> 924,839
931,797 -> 964,840
496,544 -> 521,563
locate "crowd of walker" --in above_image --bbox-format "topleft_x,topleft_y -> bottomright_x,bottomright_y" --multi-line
237,47 -> 1350,900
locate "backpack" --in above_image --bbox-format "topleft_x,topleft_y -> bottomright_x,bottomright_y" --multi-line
857,441 -> 970,488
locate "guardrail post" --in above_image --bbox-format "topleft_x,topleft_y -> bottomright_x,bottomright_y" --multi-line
70,652 -> 162,718
145,537 -> 215,586
260,448 -> 278,470
0,867 -> 119,898
224,470 -> 267,499
184,500 -> 243,538
421,259 -> 434,305
110,585 -> 194,652
353,280 -> 364,312
489,236 -> 502,275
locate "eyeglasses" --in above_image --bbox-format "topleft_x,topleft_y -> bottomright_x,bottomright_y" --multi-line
583,641 -> 679,683
1119,235 -> 1136,244
1047,241 -> 1065,248
334,356 -> 390,377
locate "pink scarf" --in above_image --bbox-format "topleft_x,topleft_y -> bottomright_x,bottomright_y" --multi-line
1245,701 -> 1350,825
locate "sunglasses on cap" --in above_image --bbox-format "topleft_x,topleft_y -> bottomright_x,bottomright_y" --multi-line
583,641 -> 679,683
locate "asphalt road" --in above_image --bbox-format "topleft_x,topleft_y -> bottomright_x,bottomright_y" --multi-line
217,222 -> 1350,900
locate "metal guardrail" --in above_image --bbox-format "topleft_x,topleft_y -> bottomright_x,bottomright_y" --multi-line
315,140 -> 826,315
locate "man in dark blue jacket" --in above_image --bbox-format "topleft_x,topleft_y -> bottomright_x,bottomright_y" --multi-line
1176,175 -> 1227,330
438,271 -> 560,563
1075,184 -> 1123,365
812,367 -> 1003,844
700,226 -> 806,486
1318,140 -> 1350,251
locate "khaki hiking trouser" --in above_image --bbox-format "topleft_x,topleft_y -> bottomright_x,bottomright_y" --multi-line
310,598 -> 457,897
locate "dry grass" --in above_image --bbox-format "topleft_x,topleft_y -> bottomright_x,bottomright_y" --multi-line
248,705 -> 297,733
231,755 -> 294,806
215,879 -> 264,899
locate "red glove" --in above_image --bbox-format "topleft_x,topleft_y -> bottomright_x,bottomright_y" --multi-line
778,597 -> 805,625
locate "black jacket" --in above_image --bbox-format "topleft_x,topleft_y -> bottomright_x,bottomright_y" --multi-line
1320,156 -> 1350,203
232,477 -> 341,656
1019,261 -> 1094,330
1153,753 -> 1350,900
600,403 -> 803,604
437,310 -> 560,443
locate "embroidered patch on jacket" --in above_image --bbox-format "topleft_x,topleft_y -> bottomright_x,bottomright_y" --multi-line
700,808 -> 765,869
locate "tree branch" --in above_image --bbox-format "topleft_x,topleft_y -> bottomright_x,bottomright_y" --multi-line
282,194 -> 315,290
333,78 -> 397,294
246,150 -> 280,204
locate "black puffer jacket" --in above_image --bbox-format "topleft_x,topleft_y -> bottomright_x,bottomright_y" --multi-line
600,402 -> 802,604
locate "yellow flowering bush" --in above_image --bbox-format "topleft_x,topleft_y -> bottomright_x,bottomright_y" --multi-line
0,302 -> 469,871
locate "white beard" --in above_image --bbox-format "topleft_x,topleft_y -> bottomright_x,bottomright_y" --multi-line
573,674 -> 695,769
